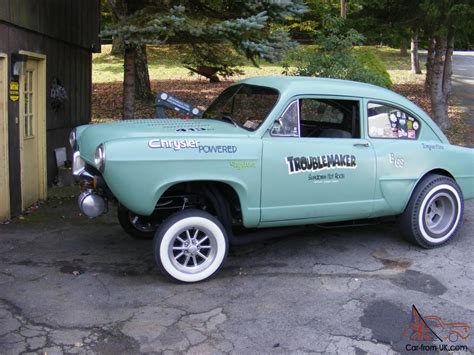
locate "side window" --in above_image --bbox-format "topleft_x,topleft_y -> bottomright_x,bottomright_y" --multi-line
301,100 -> 344,124
271,100 -> 299,137
271,98 -> 360,138
299,99 -> 360,138
368,102 -> 421,139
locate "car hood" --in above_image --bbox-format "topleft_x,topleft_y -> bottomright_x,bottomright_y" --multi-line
76,118 -> 249,163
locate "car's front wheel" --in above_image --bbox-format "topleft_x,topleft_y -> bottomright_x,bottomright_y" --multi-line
117,204 -> 157,240
153,209 -> 228,283
399,174 -> 463,248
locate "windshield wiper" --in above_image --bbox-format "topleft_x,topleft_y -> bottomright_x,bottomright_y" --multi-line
218,113 -> 239,128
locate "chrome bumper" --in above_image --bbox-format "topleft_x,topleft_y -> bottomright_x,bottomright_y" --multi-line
73,151 -> 108,218
72,151 -> 86,177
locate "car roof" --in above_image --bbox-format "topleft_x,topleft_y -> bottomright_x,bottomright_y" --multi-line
240,76 -> 403,102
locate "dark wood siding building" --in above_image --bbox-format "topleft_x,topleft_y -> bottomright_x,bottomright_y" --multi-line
0,0 -> 100,218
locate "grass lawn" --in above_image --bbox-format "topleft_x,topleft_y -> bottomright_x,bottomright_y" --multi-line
92,45 -> 468,145
93,45 -> 286,83
93,44 -> 426,84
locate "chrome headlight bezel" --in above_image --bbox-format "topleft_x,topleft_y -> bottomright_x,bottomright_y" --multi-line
94,144 -> 106,173
69,128 -> 77,149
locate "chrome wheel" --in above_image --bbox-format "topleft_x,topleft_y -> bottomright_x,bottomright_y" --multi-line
423,191 -> 457,237
399,175 -> 463,248
154,209 -> 228,283
168,227 -> 217,274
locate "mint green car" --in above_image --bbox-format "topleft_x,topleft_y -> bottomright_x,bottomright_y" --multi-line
70,76 -> 474,283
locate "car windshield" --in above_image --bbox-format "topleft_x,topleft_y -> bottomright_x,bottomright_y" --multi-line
202,84 -> 279,131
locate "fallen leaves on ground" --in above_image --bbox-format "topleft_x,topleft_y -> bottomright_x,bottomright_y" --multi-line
92,79 -> 468,145
394,83 -> 469,146
92,80 -> 231,121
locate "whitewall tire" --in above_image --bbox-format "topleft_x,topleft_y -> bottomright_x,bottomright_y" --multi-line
153,209 -> 228,283
399,174 -> 463,248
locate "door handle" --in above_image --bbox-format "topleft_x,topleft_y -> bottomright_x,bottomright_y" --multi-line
353,142 -> 370,148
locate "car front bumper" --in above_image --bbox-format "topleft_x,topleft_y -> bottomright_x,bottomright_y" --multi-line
73,151 -> 110,218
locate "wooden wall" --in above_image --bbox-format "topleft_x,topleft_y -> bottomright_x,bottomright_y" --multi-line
0,0 -> 99,216
0,0 -> 100,51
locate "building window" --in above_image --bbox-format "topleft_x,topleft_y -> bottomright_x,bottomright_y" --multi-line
23,70 -> 34,138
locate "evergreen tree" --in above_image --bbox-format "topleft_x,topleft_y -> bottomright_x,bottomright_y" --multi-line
103,0 -> 307,118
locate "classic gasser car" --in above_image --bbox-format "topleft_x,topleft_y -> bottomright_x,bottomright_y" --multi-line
70,76 -> 474,283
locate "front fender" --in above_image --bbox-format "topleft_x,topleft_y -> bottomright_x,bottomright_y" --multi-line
102,136 -> 262,227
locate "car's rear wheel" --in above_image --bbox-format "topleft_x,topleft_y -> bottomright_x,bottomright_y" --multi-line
117,204 -> 157,240
399,174 -> 463,248
153,209 -> 228,283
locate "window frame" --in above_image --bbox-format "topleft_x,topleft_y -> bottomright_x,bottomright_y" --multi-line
366,100 -> 422,141
269,95 -> 364,139
270,99 -> 301,137
23,69 -> 35,139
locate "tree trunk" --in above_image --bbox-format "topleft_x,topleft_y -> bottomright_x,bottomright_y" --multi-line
123,45 -> 136,119
410,34 -> 422,74
340,0 -> 346,18
442,35 -> 454,97
428,34 -> 453,130
107,1 -> 125,56
400,39 -> 408,56
111,37 -> 124,56
134,44 -> 153,101
424,38 -> 435,92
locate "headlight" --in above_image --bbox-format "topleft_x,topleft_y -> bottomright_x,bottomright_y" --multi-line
72,151 -> 85,176
94,144 -> 106,173
69,128 -> 77,149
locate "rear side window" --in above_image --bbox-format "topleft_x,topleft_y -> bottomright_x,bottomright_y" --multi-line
368,102 -> 421,139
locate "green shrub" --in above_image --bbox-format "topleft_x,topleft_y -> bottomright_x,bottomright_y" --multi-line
284,46 -> 392,88
353,47 -> 392,88
283,16 -> 392,89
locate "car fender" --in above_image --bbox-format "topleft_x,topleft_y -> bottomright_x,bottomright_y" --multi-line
102,136 -> 262,227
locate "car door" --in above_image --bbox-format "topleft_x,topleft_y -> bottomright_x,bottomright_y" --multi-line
260,96 -> 377,224
365,100 -> 428,216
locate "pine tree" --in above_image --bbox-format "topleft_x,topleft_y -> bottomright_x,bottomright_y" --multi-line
102,1 -> 307,118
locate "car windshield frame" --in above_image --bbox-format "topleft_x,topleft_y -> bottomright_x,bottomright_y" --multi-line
202,83 -> 280,131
